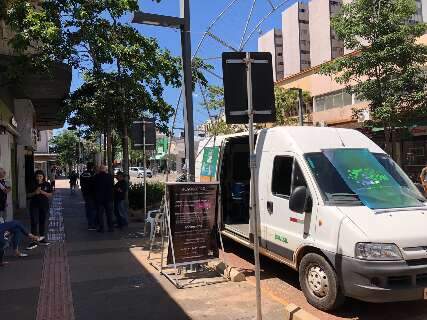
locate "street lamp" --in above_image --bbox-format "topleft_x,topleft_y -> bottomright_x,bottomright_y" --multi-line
289,87 -> 304,126
132,0 -> 195,181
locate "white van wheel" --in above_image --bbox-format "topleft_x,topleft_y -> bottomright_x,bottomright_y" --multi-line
299,253 -> 345,311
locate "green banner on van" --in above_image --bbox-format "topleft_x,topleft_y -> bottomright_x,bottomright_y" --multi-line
200,147 -> 219,181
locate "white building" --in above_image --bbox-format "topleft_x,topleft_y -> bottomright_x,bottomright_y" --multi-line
257,29 -> 284,81
309,0 -> 344,67
282,2 -> 311,76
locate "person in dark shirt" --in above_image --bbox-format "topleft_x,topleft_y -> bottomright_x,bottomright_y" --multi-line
80,162 -> 97,230
26,170 -> 52,250
69,171 -> 78,194
0,167 -> 11,223
94,165 -> 114,232
113,172 -> 128,228
0,220 -> 39,265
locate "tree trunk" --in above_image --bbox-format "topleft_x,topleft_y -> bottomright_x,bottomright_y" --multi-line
122,125 -> 130,177
106,121 -> 113,174
384,125 -> 392,155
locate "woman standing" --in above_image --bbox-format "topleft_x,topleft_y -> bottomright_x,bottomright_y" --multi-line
26,170 -> 52,250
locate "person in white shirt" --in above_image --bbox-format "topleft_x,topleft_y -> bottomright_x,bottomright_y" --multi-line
0,168 -> 11,223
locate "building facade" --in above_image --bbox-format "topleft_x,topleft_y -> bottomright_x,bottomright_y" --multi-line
309,0 -> 344,67
277,33 -> 427,180
0,10 -> 71,219
257,29 -> 284,81
282,2 -> 311,76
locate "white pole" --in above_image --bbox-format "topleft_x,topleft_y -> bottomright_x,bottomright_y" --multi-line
246,52 -> 262,320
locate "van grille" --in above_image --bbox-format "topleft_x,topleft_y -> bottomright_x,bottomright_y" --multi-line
406,258 -> 427,267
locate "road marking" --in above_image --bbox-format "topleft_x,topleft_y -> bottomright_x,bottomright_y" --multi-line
36,195 -> 75,320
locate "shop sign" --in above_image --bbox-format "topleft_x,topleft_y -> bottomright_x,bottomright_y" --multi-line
410,126 -> 427,136
166,182 -> 219,265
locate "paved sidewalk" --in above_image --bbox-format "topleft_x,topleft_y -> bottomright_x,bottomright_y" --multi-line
0,179 -> 287,320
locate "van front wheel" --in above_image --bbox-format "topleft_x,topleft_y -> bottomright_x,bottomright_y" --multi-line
299,253 -> 344,311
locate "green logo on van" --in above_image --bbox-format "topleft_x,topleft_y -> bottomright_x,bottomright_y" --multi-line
274,234 -> 288,243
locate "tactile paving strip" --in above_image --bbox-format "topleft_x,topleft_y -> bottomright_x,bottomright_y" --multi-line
36,195 -> 75,320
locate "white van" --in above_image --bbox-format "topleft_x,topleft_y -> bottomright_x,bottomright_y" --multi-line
195,126 -> 427,311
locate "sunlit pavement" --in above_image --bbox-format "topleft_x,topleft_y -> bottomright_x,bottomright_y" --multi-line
0,179 -> 287,320
222,240 -> 427,320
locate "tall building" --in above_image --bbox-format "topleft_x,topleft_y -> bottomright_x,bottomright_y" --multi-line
309,0 -> 344,67
257,29 -> 284,81
282,2 -> 311,76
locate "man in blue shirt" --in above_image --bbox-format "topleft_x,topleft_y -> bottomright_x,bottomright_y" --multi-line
0,220 -> 39,266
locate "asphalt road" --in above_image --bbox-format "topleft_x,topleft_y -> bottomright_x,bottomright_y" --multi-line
222,238 -> 427,320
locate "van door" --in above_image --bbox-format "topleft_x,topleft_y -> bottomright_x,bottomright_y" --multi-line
265,153 -> 309,262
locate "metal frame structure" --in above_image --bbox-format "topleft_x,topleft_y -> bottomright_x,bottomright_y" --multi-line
147,183 -> 228,289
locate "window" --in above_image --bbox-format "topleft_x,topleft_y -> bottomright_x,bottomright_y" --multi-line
292,162 -> 307,190
299,8 -> 305,12
277,52 -> 283,57
272,156 -> 293,197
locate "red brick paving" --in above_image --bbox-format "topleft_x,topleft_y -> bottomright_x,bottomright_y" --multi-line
36,194 -> 75,320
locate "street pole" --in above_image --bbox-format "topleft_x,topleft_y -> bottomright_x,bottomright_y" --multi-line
298,88 -> 304,126
180,0 -> 195,181
143,121 -> 148,230
246,52 -> 262,320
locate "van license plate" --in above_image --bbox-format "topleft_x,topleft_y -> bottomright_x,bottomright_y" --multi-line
424,288 -> 427,300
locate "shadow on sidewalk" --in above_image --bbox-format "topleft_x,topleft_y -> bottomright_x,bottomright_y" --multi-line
57,184 -> 191,320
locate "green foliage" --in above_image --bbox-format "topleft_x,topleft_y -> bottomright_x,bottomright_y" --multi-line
320,0 -> 427,132
201,85 -> 224,111
128,181 -> 164,210
274,87 -> 311,125
49,130 -> 79,168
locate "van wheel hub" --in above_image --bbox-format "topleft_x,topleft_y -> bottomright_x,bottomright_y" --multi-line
306,265 -> 329,298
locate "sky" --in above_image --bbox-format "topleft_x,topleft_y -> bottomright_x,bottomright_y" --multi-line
66,0 -> 299,135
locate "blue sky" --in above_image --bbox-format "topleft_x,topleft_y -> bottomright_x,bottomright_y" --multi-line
67,0 -> 299,135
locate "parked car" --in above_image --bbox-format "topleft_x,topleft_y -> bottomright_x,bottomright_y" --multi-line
196,126 -> 427,311
138,167 -> 153,178
129,167 -> 152,178
113,167 -> 123,175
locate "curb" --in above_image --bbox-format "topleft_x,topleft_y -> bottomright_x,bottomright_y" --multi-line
210,261 -> 246,282
284,303 -> 320,320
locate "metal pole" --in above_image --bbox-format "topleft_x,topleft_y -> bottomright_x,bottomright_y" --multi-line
246,52 -> 262,320
143,121 -> 147,225
298,88 -> 304,126
180,0 -> 195,181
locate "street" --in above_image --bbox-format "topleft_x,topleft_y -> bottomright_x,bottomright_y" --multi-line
222,239 -> 427,320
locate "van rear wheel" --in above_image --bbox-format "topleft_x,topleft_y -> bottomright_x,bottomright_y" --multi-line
299,253 -> 344,311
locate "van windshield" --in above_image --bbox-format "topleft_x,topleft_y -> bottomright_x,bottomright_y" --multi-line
305,149 -> 425,209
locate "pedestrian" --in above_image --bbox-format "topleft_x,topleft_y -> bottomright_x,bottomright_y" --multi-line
114,171 -> 128,228
26,170 -> 52,250
80,162 -> 97,231
48,167 -> 56,191
0,168 -> 11,224
94,165 -> 114,233
0,220 -> 39,265
69,170 -> 78,194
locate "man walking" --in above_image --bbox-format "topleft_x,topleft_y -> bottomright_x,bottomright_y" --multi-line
114,171 -> 128,228
0,168 -> 11,223
94,165 -> 114,232
80,162 -> 97,230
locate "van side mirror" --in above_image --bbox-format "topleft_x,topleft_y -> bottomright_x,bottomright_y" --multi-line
289,186 -> 312,213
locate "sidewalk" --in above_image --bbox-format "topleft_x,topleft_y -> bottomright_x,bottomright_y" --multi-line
0,180 -> 287,320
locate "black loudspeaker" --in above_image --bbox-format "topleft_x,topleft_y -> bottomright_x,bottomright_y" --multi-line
222,52 -> 276,124
131,118 -> 156,150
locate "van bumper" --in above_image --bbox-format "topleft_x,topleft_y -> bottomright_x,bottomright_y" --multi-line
333,254 -> 427,303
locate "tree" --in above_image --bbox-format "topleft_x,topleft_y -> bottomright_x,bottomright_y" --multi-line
274,87 -> 312,125
49,130 -> 80,170
320,0 -> 427,153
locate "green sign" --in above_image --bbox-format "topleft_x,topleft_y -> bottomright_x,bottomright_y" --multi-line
201,147 -> 220,178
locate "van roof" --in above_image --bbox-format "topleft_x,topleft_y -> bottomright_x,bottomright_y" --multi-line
197,126 -> 384,155
261,126 -> 384,154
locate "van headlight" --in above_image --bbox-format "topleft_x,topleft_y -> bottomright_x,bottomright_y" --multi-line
355,243 -> 403,261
